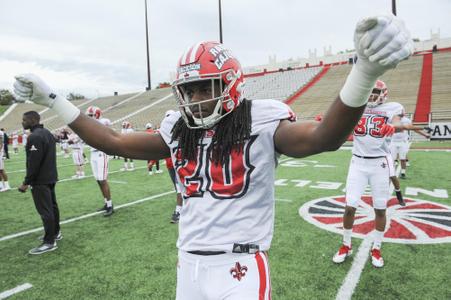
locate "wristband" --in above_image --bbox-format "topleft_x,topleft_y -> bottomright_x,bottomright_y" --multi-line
339,64 -> 377,107
51,95 -> 81,124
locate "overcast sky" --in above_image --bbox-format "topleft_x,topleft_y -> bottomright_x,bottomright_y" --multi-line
1,0 -> 450,98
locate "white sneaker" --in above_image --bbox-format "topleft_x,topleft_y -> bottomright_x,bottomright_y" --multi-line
155,170 -> 163,174
370,248 -> 384,268
332,245 -> 352,264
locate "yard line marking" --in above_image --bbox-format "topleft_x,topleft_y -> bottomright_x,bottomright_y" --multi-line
0,283 -> 33,299
335,238 -> 372,300
275,198 -> 293,202
0,190 -> 174,243
109,180 -> 128,184
335,164 -> 402,300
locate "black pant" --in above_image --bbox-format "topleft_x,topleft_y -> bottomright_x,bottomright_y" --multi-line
31,184 -> 60,244
3,143 -> 9,159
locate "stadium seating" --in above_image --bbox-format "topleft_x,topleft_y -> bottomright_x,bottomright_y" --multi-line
287,64 -> 352,119
244,67 -> 322,101
431,51 -> 451,113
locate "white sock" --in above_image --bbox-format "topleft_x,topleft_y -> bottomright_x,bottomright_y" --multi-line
343,229 -> 352,247
373,230 -> 384,250
401,169 -> 406,175
106,200 -> 113,208
0,182 -> 3,189
4,181 -> 10,188
130,163 -> 134,169
175,205 -> 182,213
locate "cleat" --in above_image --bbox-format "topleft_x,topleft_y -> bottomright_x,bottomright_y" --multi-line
371,248 -> 384,268
332,245 -> 352,264
29,242 -> 58,255
104,206 -> 114,217
38,231 -> 63,242
127,168 -> 134,171
400,173 -> 406,179
396,190 -> 405,206
170,211 -> 180,224
148,171 -> 154,176
155,170 -> 163,174
0,187 -> 11,192
97,204 -> 107,212
120,168 -> 127,171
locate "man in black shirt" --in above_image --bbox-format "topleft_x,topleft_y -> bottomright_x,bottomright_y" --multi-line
18,111 -> 61,255
1,128 -> 10,159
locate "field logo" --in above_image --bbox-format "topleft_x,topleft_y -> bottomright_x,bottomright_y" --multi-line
299,196 -> 451,244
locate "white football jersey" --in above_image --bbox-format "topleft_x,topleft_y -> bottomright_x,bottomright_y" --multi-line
353,102 -> 404,157
91,118 -> 111,152
68,133 -> 83,150
391,116 -> 411,143
159,99 -> 296,252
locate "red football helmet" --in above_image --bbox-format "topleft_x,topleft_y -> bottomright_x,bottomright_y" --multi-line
172,41 -> 245,129
86,106 -> 102,119
367,80 -> 388,108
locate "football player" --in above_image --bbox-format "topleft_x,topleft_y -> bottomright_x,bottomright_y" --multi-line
390,113 -> 430,178
68,131 -> 85,178
12,131 -> 19,154
85,106 -> 114,216
121,121 -> 135,171
332,80 -> 419,267
14,15 -> 413,298
145,123 -> 162,175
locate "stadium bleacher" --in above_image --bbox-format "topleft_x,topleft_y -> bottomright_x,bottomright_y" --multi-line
244,67 -> 322,101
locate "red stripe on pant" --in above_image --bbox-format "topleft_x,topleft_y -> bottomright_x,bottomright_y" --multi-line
255,252 -> 270,300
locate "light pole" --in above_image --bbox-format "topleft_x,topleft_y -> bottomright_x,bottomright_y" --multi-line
218,0 -> 223,43
144,0 -> 151,90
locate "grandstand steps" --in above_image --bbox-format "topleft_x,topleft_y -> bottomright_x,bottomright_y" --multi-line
287,64 -> 351,119
431,51 -> 451,114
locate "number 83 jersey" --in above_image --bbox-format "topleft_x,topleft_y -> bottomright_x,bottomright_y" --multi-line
159,99 -> 296,252
353,102 -> 404,157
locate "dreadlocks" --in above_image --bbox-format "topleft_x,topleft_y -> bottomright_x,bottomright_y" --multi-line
171,99 -> 252,166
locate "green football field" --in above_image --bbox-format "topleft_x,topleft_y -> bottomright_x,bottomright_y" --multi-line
0,145 -> 450,299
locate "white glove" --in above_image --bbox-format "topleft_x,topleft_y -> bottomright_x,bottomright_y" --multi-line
340,15 -> 414,107
13,74 -> 80,124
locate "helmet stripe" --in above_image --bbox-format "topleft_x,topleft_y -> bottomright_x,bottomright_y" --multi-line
180,45 -> 191,66
188,41 -> 202,64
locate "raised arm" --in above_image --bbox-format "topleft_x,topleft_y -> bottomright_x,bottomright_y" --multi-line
275,15 -> 413,158
13,75 -> 170,160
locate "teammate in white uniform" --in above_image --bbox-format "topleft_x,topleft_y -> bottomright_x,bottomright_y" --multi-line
120,121 -> 135,171
22,130 -> 28,148
332,80 -> 411,268
12,131 -> 19,154
68,132 -> 85,178
0,129 -> 11,192
13,15 -> 413,298
390,115 -> 429,178
86,106 -> 114,216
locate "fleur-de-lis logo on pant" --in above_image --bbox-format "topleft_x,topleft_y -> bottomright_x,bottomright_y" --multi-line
230,262 -> 248,281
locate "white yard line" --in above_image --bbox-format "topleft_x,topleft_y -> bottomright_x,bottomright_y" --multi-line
335,238 -> 372,300
275,198 -> 293,203
0,283 -> 33,299
0,191 -> 174,243
109,180 -> 128,184
335,163 -> 401,300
